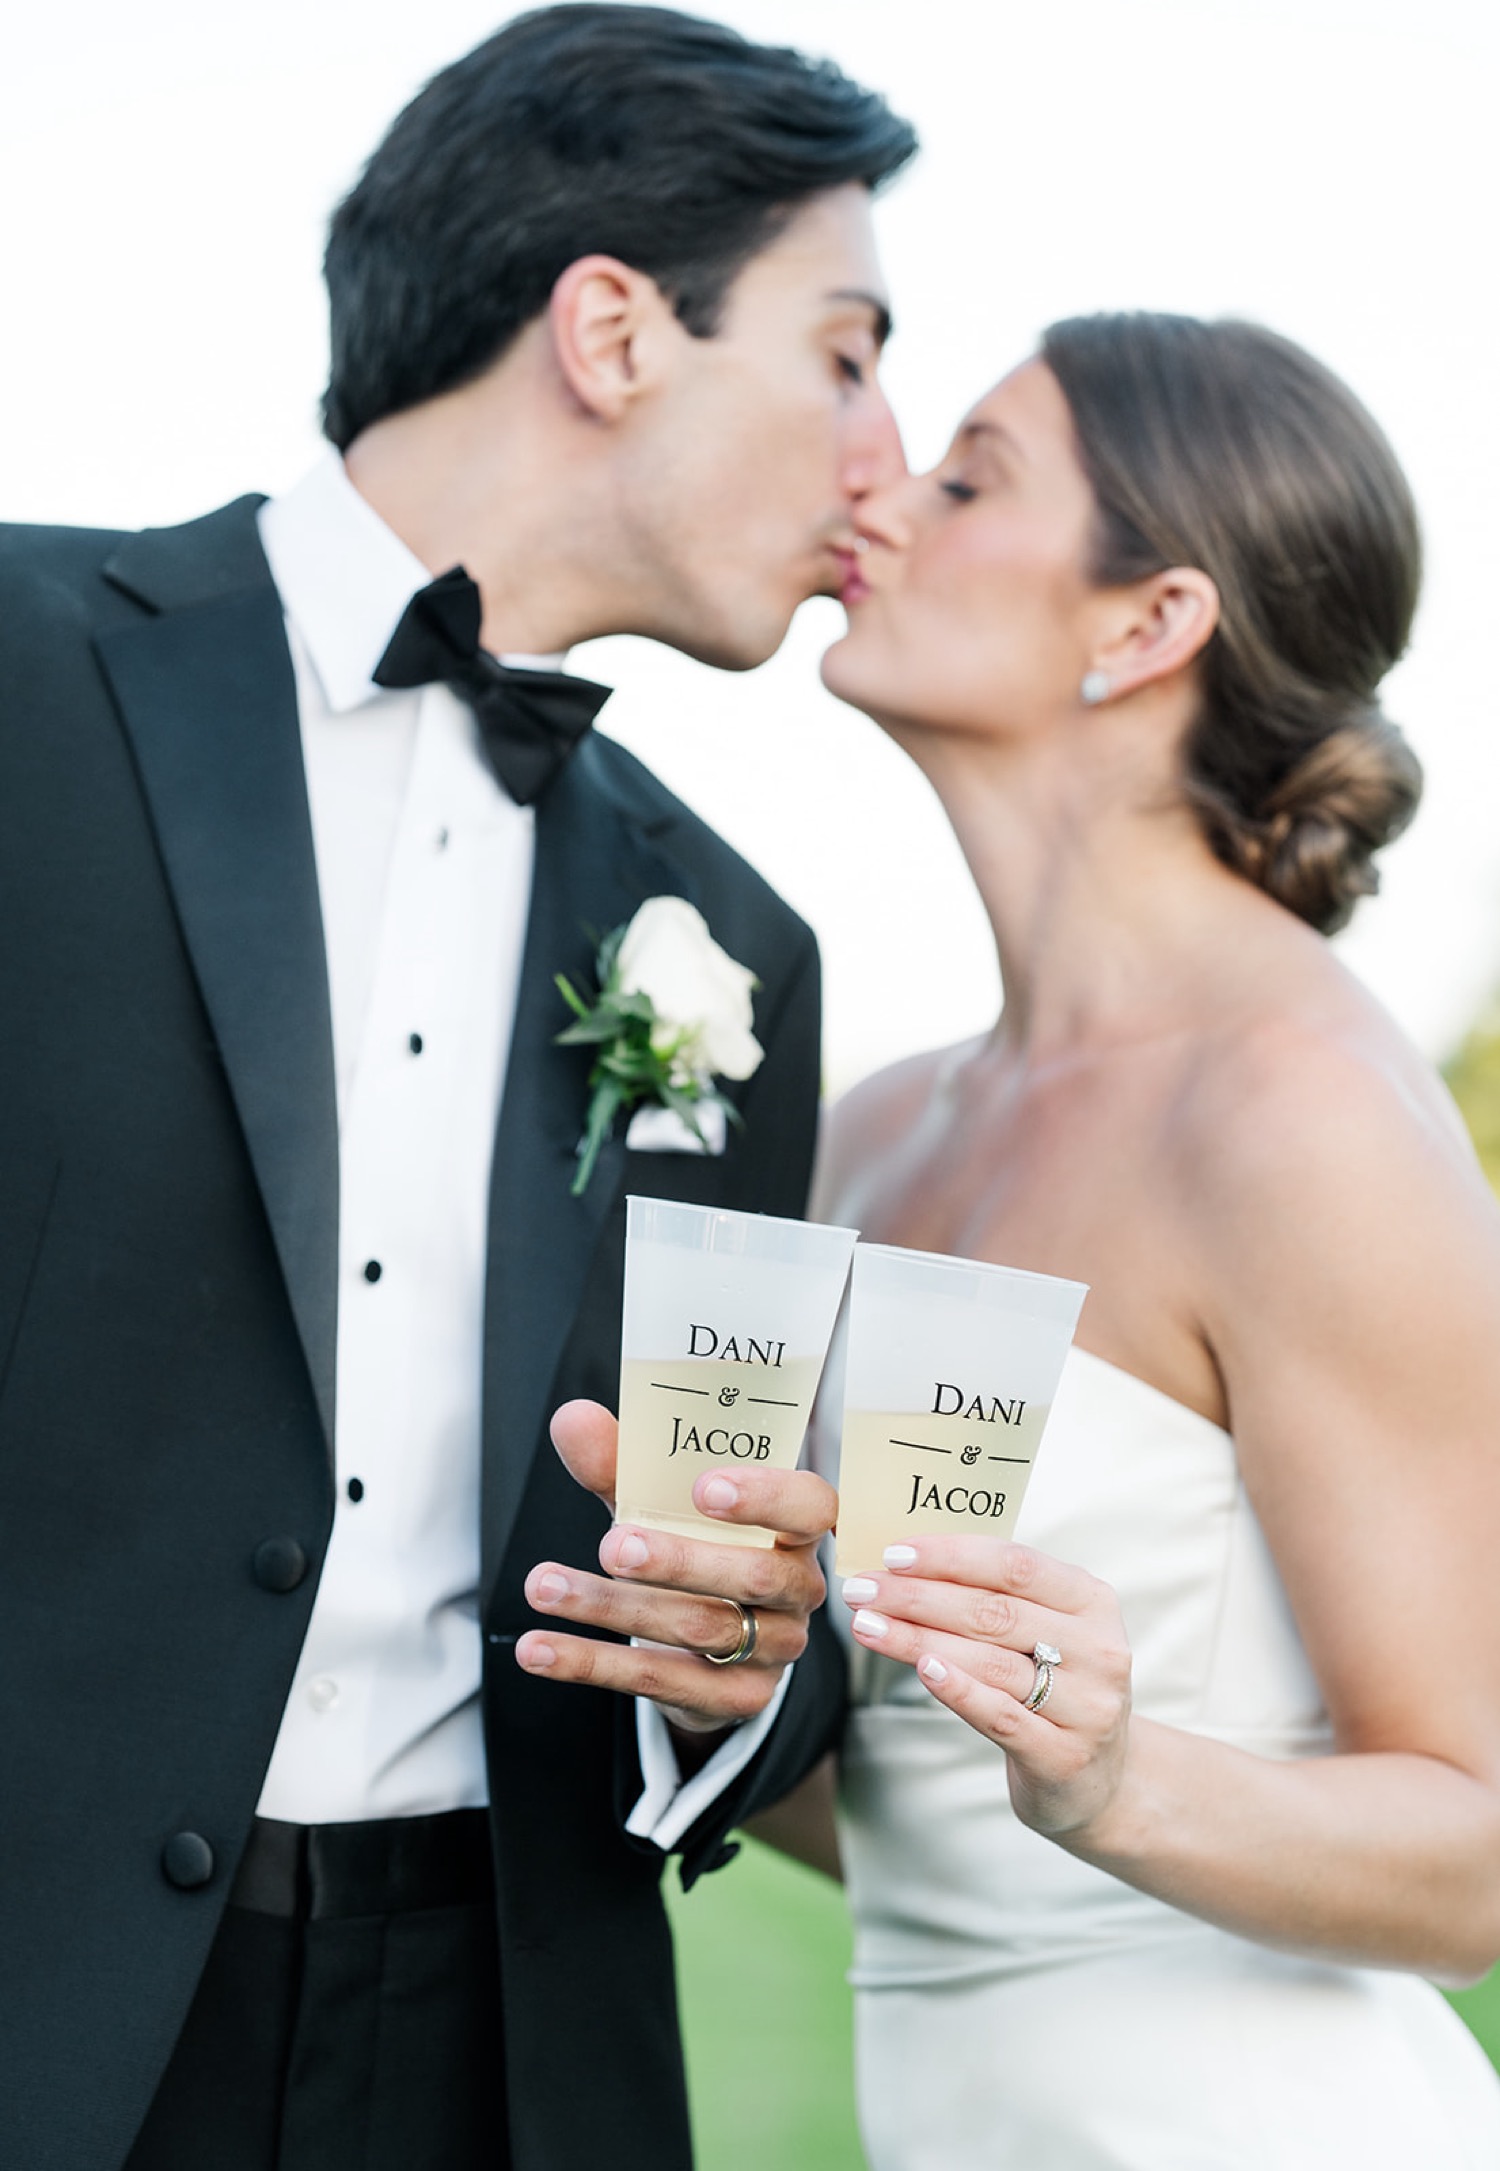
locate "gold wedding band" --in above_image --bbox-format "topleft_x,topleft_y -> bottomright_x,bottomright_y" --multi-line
702,1599 -> 759,1667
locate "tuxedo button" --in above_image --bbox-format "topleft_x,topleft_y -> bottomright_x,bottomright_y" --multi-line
253,1537 -> 308,1593
162,1832 -> 215,1890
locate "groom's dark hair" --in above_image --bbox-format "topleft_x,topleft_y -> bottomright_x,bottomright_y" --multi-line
321,4 -> 917,450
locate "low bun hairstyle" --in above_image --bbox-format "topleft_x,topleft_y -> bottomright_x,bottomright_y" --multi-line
1040,313 -> 1423,934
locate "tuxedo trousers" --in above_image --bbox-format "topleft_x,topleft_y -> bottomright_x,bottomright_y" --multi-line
124,1811 -> 510,2171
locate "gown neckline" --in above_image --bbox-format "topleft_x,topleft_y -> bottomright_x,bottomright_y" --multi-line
1067,1343 -> 1231,1444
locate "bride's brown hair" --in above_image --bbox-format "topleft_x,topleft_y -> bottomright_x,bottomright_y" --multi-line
1041,313 -> 1423,934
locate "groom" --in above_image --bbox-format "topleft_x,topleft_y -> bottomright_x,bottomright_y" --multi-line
0,9 -> 914,2170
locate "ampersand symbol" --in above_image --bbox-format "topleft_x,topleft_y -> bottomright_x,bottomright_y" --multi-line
961,1444 -> 981,1466
719,1387 -> 740,1407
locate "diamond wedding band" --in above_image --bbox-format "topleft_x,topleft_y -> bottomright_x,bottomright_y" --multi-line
1023,1639 -> 1062,1712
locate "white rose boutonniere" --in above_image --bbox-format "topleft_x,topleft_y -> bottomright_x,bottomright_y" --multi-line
555,896 -> 764,1196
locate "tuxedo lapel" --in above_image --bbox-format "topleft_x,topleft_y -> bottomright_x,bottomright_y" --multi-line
480,741 -> 700,1590
96,508 -> 339,1446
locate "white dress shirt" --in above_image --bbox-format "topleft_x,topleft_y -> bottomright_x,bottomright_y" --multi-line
253,453 -> 783,1843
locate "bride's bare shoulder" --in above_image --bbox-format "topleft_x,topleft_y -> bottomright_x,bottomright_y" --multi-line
1172,950 -> 1484,1242
812,1040 -> 975,1215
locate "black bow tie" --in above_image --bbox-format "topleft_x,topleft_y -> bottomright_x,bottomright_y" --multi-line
372,567 -> 611,806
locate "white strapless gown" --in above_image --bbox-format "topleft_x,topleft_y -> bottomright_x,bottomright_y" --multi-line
829,1348 -> 1500,2170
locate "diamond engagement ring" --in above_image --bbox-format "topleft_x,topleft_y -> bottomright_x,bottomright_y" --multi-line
1023,1639 -> 1062,1712
702,1598 -> 759,1667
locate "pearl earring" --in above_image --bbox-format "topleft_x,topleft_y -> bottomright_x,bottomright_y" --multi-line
1080,670 -> 1111,706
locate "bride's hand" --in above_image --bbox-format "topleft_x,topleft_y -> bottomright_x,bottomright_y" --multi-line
842,1537 -> 1134,1839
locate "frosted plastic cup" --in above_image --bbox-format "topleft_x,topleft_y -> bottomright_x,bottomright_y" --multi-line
834,1242 -> 1088,1576
616,1198 -> 859,1550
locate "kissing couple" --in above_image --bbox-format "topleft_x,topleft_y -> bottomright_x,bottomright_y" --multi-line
4,7 -> 1500,2170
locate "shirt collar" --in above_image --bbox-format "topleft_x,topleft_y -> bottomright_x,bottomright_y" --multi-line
258,451 -> 567,713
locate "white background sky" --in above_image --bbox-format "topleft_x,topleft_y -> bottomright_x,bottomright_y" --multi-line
4,0 -> 1497,1091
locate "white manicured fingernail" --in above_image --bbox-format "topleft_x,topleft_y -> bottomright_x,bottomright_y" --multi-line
883,1545 -> 919,1569
852,1608 -> 890,1639
535,1571 -> 569,1603
919,1655 -> 948,1685
841,1577 -> 879,1604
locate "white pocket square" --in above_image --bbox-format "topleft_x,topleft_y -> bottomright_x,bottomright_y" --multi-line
624,1100 -> 727,1155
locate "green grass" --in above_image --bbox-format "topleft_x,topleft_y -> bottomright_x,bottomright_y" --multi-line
1445,1006 -> 1500,1192
669,1834 -> 1500,2171
667,1837 -> 866,2171
1447,1971 -> 1500,2067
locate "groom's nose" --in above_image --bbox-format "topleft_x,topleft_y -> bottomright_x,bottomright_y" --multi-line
851,468 -> 915,554
840,384 -> 908,504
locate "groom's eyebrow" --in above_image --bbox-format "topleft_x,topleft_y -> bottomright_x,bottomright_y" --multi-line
827,289 -> 894,348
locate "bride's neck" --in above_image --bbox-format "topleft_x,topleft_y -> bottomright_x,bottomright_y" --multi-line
907,721 -> 1248,1061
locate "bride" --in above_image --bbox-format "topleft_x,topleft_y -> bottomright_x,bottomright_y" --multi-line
802,312 -> 1500,2167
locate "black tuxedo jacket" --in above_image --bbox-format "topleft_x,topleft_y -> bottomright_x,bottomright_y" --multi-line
0,499 -> 844,2171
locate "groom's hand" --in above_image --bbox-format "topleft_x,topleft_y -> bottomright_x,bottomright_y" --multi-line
516,1399 -> 835,1734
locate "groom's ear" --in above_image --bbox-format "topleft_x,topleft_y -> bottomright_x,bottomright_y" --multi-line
548,255 -> 680,423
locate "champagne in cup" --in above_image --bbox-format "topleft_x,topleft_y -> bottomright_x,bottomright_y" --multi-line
835,1243 -> 1087,1577
616,1197 -> 858,1549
